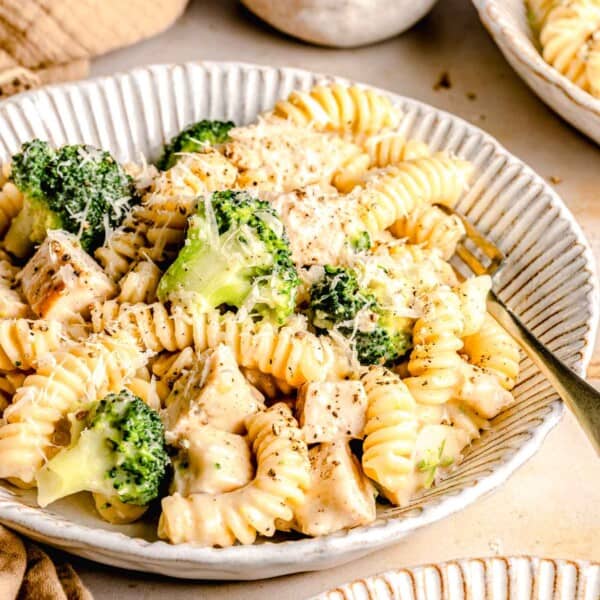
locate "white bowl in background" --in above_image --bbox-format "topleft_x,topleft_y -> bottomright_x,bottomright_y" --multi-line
472,0 -> 600,144
312,556 -> 600,600
0,61 -> 596,579
241,0 -> 439,48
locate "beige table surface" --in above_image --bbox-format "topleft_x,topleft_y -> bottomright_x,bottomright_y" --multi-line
53,0 -> 600,597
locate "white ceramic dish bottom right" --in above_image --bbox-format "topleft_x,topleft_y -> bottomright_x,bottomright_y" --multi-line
312,556 -> 600,600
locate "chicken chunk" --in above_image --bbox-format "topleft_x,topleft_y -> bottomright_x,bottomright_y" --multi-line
297,381 -> 367,444
268,185 -> 366,266
171,427 -> 254,496
165,344 -> 265,438
20,230 -> 116,321
223,119 -> 364,193
294,441 -> 376,537
459,363 -> 515,419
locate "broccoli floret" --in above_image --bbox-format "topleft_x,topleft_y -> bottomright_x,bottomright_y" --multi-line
308,265 -> 411,366
36,390 -> 169,508
157,190 -> 299,323
4,140 -> 135,257
157,120 -> 235,170
310,265 -> 376,329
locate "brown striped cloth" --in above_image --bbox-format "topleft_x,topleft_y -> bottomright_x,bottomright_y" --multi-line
0,0 -> 189,97
0,524 -> 92,599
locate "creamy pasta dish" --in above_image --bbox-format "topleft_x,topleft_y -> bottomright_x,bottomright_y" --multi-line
527,0 -> 600,98
0,83 -> 520,546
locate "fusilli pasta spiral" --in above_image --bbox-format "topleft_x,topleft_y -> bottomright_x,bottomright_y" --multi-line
0,319 -> 64,371
405,286 -> 465,405
528,0 -> 559,30
0,260 -> 30,319
117,260 -> 162,304
389,204 -> 465,259
361,366 -> 418,506
463,313 -> 521,390
0,372 -> 26,415
91,301 -> 352,386
539,0 -> 600,95
94,209 -> 150,281
0,333 -> 147,483
365,134 -> 431,167
271,84 -> 401,137
158,403 -> 310,546
0,180 -> 23,237
356,154 -> 472,235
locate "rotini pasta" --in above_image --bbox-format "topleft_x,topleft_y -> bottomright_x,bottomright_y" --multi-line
405,286 -> 465,405
446,401 -> 490,444
356,154 -> 473,235
91,301 -> 352,386
389,203 -> 466,259
92,493 -> 149,525
94,208 -> 151,281
0,319 -> 64,371
463,313 -> 521,390
271,83 -> 401,137
0,179 -> 23,237
361,366 -> 419,506
456,275 -> 492,337
0,260 -> 29,319
528,0 -> 559,30
158,403 -> 310,546
125,367 -> 169,411
364,134 -> 431,167
0,372 -> 26,415
117,260 -> 162,304
0,333 -> 146,483
531,0 -> 600,98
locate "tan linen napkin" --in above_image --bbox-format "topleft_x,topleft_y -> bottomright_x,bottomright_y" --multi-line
0,0 -> 189,97
0,524 -> 92,599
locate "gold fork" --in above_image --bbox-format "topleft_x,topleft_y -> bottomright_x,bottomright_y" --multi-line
437,204 -> 600,455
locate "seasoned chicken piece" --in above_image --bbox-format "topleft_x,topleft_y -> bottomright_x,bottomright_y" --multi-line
165,344 -> 265,438
268,185 -> 366,266
171,426 -> 254,496
294,441 -> 376,537
20,230 -> 116,321
223,119 -> 365,192
297,381 -> 367,444
458,363 -> 515,419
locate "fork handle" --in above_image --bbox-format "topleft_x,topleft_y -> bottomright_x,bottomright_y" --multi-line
487,290 -> 600,455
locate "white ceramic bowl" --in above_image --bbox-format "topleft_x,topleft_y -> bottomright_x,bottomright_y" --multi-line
241,0 -> 439,48
472,0 -> 600,144
0,61 -> 597,580
312,556 -> 600,600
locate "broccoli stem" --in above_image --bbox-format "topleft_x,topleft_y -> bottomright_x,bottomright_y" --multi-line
157,237 -> 257,310
36,428 -> 114,507
4,198 -> 62,258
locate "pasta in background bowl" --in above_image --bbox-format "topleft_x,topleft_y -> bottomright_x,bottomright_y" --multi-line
0,61 -> 596,579
472,0 -> 600,144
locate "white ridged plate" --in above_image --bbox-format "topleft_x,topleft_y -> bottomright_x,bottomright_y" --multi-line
472,0 -> 600,144
0,61 -> 597,580
312,557 -> 600,600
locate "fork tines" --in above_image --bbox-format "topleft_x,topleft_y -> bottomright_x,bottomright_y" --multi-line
435,203 -> 504,277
